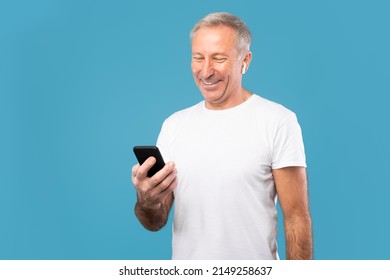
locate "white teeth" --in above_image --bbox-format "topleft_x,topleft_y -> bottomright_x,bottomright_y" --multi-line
203,80 -> 219,85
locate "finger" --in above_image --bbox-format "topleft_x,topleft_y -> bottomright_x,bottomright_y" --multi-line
150,166 -> 177,195
136,157 -> 157,179
162,177 -> 177,197
132,163 -> 140,178
158,168 -> 177,192
149,175 -> 177,204
150,161 -> 175,186
161,177 -> 178,202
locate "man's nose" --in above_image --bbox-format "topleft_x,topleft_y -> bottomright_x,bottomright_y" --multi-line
200,60 -> 214,78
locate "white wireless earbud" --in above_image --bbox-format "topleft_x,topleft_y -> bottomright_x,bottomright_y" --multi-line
242,62 -> 247,74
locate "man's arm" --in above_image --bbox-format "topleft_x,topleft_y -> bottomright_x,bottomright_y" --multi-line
132,157 -> 177,231
273,166 -> 313,259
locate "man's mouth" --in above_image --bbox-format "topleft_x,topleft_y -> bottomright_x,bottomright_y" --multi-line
202,80 -> 220,86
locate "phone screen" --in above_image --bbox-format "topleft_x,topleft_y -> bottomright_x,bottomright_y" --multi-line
133,146 -> 166,177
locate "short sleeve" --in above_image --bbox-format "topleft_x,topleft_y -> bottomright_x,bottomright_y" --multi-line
156,118 -> 173,163
271,113 -> 306,169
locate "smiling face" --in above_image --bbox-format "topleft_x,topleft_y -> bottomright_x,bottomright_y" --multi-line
191,25 -> 251,110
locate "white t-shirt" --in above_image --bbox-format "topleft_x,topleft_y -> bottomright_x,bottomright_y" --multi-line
157,94 -> 306,260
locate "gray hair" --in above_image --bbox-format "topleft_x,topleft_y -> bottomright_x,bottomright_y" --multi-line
190,12 -> 252,58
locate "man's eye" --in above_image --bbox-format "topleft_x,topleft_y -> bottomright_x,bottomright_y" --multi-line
193,57 -> 203,62
214,58 -> 227,63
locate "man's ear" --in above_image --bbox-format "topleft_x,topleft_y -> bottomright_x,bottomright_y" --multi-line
242,52 -> 252,74
242,62 -> 247,74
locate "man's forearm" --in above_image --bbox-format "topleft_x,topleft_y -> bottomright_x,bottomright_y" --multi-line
135,201 -> 169,231
285,214 -> 313,260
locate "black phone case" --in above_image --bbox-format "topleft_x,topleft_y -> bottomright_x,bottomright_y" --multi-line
133,146 -> 166,177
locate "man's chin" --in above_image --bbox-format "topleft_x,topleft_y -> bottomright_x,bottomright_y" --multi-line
203,94 -> 228,109
201,91 -> 221,102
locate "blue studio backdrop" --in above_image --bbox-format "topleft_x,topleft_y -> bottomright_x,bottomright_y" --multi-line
1,0 -> 389,259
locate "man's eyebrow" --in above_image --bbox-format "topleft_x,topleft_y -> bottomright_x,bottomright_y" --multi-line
192,52 -> 229,57
213,53 -> 229,57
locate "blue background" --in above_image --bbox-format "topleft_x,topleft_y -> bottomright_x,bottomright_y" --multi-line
1,0 -> 389,260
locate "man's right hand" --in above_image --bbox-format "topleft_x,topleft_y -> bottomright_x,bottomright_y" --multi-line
132,157 -> 177,230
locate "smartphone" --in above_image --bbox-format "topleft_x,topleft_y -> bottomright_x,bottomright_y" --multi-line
133,146 -> 166,177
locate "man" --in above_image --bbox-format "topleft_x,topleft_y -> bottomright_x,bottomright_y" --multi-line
132,12 -> 313,260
